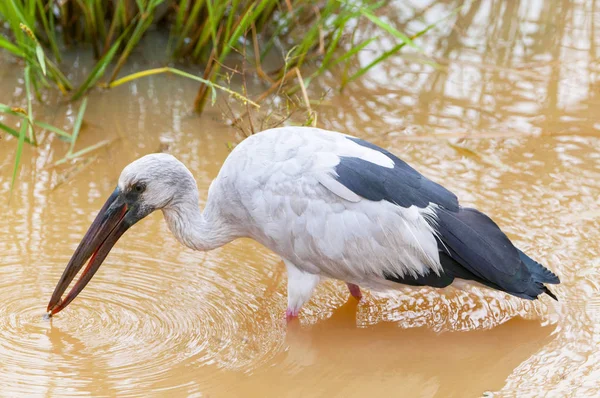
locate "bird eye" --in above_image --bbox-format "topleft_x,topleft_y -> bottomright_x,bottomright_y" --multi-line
133,183 -> 145,193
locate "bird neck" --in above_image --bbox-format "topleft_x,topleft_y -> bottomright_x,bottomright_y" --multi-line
161,197 -> 236,252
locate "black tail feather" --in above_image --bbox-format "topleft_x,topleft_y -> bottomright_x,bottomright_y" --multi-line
430,207 -> 561,301
518,249 -> 560,285
542,285 -> 558,301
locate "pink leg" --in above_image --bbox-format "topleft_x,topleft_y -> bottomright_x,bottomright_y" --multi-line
346,283 -> 362,300
286,308 -> 299,322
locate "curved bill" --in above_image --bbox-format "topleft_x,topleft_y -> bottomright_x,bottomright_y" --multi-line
47,188 -> 131,316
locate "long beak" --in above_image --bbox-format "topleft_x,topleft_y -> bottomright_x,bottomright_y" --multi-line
47,188 -> 131,316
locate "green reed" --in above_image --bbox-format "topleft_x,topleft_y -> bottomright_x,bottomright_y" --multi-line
0,1 -> 422,110
0,0 -> 432,191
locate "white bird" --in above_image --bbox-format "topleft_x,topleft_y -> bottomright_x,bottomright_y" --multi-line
47,126 -> 560,318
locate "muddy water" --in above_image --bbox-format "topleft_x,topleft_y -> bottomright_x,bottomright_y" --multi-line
1,1 -> 599,397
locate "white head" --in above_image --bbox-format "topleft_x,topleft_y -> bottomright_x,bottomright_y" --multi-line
47,153 -> 199,315
117,153 -> 199,218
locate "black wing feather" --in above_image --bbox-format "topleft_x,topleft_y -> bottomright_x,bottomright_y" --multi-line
434,207 -> 549,299
335,137 -> 459,211
332,137 -> 559,300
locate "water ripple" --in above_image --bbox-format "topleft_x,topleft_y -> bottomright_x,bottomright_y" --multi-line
0,236 -> 286,396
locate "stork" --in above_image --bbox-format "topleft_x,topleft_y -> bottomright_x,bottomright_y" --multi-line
47,127 -> 560,319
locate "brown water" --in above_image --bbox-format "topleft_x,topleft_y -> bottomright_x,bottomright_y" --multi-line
1,1 -> 599,396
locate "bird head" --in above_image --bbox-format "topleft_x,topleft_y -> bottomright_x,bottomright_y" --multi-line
46,153 -> 196,316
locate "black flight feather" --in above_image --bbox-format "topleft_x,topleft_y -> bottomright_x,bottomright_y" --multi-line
333,137 -> 560,301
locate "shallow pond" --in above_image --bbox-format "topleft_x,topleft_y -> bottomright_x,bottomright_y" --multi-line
1,1 -> 599,396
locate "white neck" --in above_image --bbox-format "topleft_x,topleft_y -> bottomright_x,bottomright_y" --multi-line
161,196 -> 236,252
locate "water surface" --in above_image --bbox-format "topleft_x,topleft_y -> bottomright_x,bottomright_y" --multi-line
1,1 -> 599,396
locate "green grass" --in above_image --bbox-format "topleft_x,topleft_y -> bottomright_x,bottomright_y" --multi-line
0,0 -> 442,191
0,1 -> 423,109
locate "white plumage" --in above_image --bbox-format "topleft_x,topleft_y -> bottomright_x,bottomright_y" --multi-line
47,126 -> 560,318
122,127 -> 438,315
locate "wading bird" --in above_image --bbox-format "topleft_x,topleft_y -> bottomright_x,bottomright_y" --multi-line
47,127 -> 560,319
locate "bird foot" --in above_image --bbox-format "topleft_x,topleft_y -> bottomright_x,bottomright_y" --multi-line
346,283 -> 362,300
286,308 -> 299,322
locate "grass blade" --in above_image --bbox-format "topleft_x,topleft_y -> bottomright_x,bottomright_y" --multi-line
46,58 -> 73,92
10,120 -> 27,197
332,36 -> 378,67
107,67 -> 259,108
9,0 -> 32,28
0,122 -> 33,145
226,2 -> 259,54
68,139 -> 112,159
54,139 -> 112,166
23,65 -> 36,145
34,121 -> 71,140
174,0 -> 189,35
0,103 -> 28,117
108,4 -> 159,82
205,0 -> 217,49
346,6 -> 462,84
68,97 -> 88,154
71,39 -> 121,100
346,42 -> 405,84
0,34 -> 26,58
172,0 -> 205,54
320,26 -> 344,69
35,0 -> 61,61
360,9 -> 420,51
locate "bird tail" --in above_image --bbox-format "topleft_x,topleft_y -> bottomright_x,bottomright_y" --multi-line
517,249 -> 560,284
517,249 -> 560,301
431,206 -> 561,301
542,285 -> 558,301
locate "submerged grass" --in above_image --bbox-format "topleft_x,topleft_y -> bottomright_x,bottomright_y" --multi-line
0,0 -> 440,191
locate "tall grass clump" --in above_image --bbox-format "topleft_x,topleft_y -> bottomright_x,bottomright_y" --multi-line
0,1 -> 437,189
0,1 -> 425,111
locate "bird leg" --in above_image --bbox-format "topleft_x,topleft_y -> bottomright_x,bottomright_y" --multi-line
346,283 -> 362,300
283,259 -> 320,321
286,308 -> 300,321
